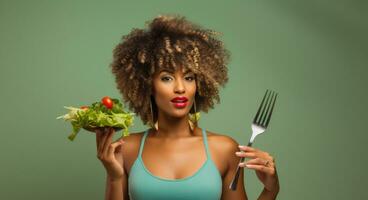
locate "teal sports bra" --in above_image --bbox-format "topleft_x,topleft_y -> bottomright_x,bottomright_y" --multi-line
128,128 -> 223,200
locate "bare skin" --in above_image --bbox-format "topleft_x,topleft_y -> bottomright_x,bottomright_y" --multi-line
97,66 -> 279,200
121,127 -> 249,199
123,128 -> 230,178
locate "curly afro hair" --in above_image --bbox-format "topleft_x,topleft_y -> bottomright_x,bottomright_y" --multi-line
110,14 -> 231,126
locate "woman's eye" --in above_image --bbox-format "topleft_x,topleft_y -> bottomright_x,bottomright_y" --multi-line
185,76 -> 195,81
161,76 -> 172,81
160,76 -> 194,82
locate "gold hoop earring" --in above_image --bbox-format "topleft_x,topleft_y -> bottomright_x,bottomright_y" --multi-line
188,98 -> 200,131
149,97 -> 158,131
154,121 -> 158,131
188,120 -> 194,131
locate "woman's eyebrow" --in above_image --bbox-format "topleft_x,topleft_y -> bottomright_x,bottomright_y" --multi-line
160,69 -> 192,74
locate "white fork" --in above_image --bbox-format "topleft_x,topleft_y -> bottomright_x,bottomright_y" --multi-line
229,89 -> 278,191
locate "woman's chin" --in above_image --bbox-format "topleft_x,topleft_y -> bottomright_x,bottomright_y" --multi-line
167,110 -> 190,119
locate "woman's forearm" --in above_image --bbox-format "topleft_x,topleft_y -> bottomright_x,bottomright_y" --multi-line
257,187 -> 279,200
105,175 -> 124,200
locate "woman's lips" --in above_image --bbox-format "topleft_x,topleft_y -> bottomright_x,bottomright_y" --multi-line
171,97 -> 188,108
171,101 -> 188,108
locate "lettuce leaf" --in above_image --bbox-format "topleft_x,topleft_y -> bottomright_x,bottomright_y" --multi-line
56,98 -> 135,141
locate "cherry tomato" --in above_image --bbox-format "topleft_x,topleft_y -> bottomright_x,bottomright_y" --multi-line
101,96 -> 113,109
80,106 -> 89,110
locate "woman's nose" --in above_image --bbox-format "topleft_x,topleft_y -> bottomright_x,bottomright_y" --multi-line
174,79 -> 185,94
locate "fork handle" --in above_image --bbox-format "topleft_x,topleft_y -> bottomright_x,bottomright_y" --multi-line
229,141 -> 253,191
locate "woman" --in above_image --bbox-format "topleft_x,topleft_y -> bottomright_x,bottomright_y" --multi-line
95,14 -> 280,200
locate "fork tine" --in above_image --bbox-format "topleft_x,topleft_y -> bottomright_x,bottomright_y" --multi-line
258,90 -> 272,125
253,89 -> 269,124
260,90 -> 274,126
265,91 -> 277,127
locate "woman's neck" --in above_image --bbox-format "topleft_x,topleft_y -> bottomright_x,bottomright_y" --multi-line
152,113 -> 197,138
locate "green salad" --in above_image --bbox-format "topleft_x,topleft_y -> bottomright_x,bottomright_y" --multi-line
56,96 -> 135,141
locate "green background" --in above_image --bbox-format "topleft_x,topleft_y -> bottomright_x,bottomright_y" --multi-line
1,0 -> 367,199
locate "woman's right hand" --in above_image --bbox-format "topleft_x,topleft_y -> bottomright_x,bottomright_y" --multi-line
95,127 -> 125,181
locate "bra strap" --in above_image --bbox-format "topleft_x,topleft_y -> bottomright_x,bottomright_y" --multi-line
138,129 -> 149,157
202,128 -> 211,159
139,129 -> 211,159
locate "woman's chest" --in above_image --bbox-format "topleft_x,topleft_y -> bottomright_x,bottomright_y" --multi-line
126,137 -> 227,179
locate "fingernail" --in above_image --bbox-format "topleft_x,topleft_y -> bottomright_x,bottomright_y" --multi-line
238,145 -> 245,148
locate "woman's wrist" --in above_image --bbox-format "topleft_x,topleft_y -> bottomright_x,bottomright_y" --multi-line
265,187 -> 279,197
264,177 -> 280,198
107,174 -> 123,183
257,187 -> 279,200
105,167 -> 125,182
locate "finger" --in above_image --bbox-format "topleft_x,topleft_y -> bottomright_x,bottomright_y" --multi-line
244,158 -> 271,167
99,128 -> 111,154
253,153 -> 275,167
102,128 -> 116,156
264,156 -> 275,167
244,164 -> 276,175
240,157 -> 275,169
235,151 -> 257,159
100,127 -> 110,154
107,140 -> 125,160
95,128 -> 104,153
238,145 -> 256,152
97,128 -> 108,153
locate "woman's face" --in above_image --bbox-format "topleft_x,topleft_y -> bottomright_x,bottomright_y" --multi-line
152,67 -> 196,119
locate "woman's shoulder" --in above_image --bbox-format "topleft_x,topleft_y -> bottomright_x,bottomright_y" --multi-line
120,130 -> 146,152
206,129 -> 240,156
121,129 -> 239,146
205,130 -> 241,174
120,131 -> 146,174
122,130 -> 145,141
120,129 -> 240,157
206,129 -> 239,144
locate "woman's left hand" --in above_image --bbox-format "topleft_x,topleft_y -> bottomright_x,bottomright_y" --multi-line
236,145 -> 280,193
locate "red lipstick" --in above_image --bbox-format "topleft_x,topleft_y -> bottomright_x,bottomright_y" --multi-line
171,96 -> 188,108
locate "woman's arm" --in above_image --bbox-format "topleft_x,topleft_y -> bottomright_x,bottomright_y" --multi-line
105,175 -> 125,200
218,135 -> 279,200
105,131 -> 145,200
237,146 -> 280,200
219,136 -> 248,200
94,128 -> 130,200
257,187 -> 279,200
